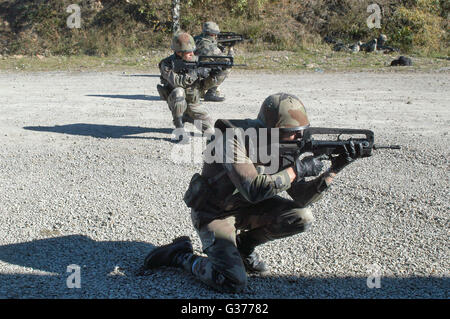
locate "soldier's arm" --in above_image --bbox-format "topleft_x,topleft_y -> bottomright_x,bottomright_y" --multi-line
221,133 -> 293,204
197,40 -> 223,57
286,171 -> 335,207
160,60 -> 196,88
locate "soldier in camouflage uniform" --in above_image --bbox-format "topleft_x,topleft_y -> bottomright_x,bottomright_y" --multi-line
144,93 -> 369,292
194,21 -> 233,102
157,32 -> 218,143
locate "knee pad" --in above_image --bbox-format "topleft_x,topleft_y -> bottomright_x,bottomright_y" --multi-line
211,267 -> 247,293
169,87 -> 186,102
168,88 -> 187,115
268,208 -> 315,238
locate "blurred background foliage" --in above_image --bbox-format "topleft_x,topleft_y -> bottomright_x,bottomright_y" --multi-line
0,0 -> 448,56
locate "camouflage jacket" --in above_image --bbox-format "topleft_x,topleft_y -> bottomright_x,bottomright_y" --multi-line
193,119 -> 330,226
158,54 -> 199,90
194,35 -> 224,56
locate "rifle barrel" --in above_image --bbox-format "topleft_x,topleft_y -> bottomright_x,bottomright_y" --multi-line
373,144 -> 401,150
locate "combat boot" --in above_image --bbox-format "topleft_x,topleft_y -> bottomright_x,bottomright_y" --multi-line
204,87 -> 225,102
173,116 -> 190,144
144,236 -> 196,270
236,233 -> 269,274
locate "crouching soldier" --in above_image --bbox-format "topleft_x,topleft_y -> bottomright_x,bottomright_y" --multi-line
194,21 -> 233,102
144,93 -> 369,292
157,32 -> 217,143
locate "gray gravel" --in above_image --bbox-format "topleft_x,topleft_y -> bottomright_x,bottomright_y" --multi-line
0,70 -> 448,299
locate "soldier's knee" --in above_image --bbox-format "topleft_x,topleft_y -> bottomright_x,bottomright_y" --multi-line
168,88 -> 187,114
272,208 -> 314,235
169,87 -> 186,101
203,237 -> 248,293
211,266 -> 247,293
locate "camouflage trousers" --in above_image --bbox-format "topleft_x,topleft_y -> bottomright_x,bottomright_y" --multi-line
167,87 -> 213,133
201,68 -> 230,95
188,196 -> 314,293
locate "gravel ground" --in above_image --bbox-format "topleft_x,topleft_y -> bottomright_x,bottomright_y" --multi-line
0,70 -> 448,299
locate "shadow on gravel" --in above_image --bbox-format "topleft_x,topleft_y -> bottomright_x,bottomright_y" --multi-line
0,235 -> 448,298
23,123 -> 174,142
0,235 -> 155,298
86,94 -> 161,101
244,274 -> 450,299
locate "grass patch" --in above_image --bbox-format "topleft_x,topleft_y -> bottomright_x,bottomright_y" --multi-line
1,50 -> 448,73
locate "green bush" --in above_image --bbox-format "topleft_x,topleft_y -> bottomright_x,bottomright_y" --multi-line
0,0 -> 447,56
310,0 -> 448,55
389,2 -> 446,54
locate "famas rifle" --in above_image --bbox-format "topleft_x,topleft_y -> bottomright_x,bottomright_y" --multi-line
217,32 -> 251,47
172,55 -> 247,75
279,127 -> 401,168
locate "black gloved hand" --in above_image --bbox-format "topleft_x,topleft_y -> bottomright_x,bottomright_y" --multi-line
185,69 -> 199,84
331,140 -> 368,173
295,155 -> 325,182
209,66 -> 223,77
196,67 -> 211,79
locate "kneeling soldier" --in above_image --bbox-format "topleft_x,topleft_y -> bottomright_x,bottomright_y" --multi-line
194,21 -> 233,102
157,32 -> 216,143
144,93 -> 368,292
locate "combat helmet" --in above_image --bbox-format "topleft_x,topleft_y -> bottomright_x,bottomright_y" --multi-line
257,93 -> 310,132
202,21 -> 220,35
171,32 -> 196,52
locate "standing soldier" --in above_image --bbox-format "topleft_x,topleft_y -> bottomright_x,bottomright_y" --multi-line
194,21 -> 233,102
157,32 -> 216,143
143,93 -> 370,292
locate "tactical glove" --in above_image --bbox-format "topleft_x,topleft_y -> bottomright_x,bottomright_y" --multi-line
185,69 -> 199,85
209,67 -> 224,77
330,140 -> 368,173
295,155 -> 325,182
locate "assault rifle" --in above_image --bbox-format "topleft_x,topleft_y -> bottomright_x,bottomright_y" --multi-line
217,32 -> 251,47
172,55 -> 247,75
279,127 -> 401,168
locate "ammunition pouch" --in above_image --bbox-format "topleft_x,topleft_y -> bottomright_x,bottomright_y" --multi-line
183,173 -> 212,210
